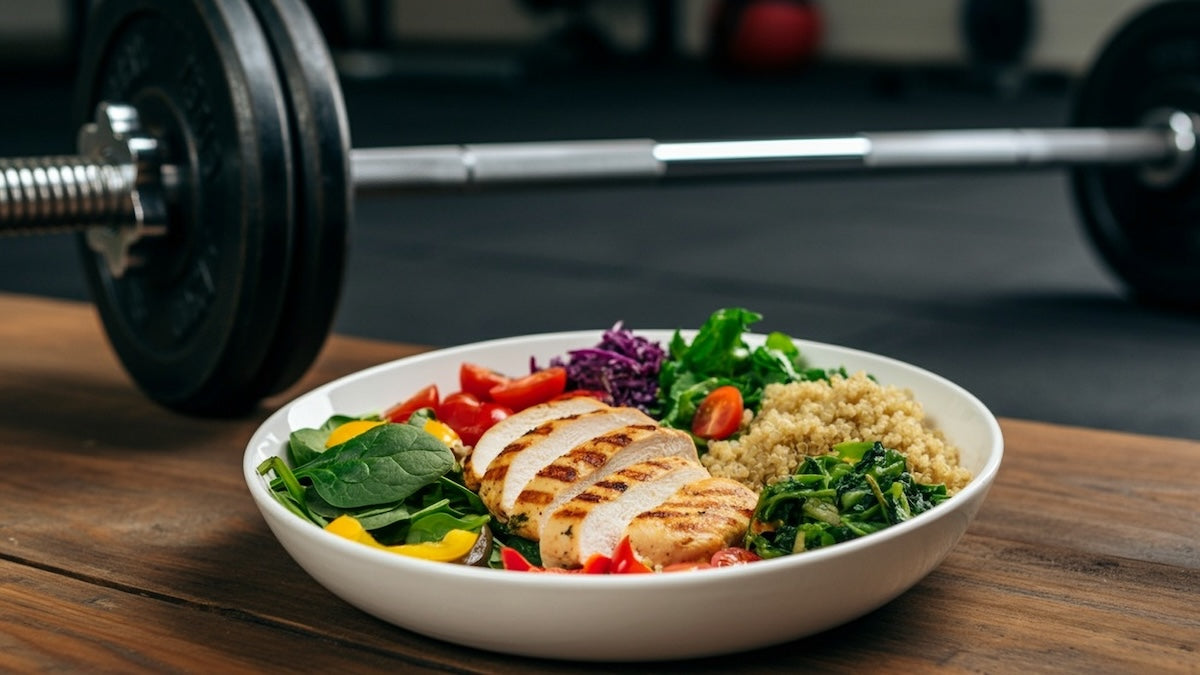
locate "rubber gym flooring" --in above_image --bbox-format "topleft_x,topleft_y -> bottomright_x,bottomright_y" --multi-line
2,58 -> 1198,440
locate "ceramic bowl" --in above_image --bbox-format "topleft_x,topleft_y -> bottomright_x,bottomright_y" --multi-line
244,330 -> 1003,661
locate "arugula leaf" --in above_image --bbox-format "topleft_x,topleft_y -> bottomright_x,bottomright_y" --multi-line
291,423 -> 455,509
656,308 -> 812,433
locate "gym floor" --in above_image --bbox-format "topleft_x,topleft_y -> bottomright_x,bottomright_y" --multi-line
2,51 -> 1199,440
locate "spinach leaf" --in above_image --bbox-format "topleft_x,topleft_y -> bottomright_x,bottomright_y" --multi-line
287,428 -> 327,467
291,423 -> 455,509
406,512 -> 491,544
304,489 -> 414,530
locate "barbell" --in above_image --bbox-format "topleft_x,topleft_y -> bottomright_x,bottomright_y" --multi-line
2,0 -> 1199,416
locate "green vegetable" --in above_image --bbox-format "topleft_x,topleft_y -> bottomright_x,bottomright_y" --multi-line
744,441 -> 948,557
258,418 -> 491,548
655,308 -> 839,442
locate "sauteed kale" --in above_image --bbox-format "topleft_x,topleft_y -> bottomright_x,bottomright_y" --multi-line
745,441 -> 949,557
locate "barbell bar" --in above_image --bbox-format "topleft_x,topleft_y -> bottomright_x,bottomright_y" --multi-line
1,0 -> 1198,416
5,120 -> 1192,240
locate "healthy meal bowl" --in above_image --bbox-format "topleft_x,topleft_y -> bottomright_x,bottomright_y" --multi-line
243,309 -> 1003,661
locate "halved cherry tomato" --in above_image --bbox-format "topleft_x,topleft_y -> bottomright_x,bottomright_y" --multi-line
488,367 -> 568,412
710,547 -> 761,567
610,535 -> 652,574
383,384 -> 439,423
691,385 -> 744,440
459,363 -> 510,401
552,389 -> 610,404
437,392 -> 512,446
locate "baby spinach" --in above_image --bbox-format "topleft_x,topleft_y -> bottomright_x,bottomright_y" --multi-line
258,418 -> 491,545
745,441 -> 948,558
293,423 -> 454,509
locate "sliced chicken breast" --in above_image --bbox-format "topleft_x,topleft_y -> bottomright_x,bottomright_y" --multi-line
540,456 -> 710,569
509,424 -> 699,540
625,477 -> 759,568
478,406 -> 655,522
465,395 -> 607,489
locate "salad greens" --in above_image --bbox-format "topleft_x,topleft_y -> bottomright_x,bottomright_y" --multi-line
744,441 -> 948,557
655,307 -> 844,439
257,415 -> 490,547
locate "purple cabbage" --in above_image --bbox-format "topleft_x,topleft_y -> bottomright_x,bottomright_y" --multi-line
535,322 -> 665,414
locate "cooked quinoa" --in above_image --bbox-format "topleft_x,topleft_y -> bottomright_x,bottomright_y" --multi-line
702,371 -> 972,494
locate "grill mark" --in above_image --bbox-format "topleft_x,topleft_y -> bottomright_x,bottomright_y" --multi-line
594,479 -> 631,493
498,438 -> 533,459
536,463 -> 579,482
483,463 -> 510,483
515,489 -> 553,506
574,492 -> 604,504
571,449 -> 611,469
591,432 -> 633,449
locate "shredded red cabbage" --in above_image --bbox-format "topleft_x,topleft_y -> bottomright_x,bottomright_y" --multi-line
535,322 -> 665,414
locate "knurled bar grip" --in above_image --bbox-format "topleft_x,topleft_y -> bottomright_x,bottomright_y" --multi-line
0,157 -> 134,234
349,126 -> 1182,193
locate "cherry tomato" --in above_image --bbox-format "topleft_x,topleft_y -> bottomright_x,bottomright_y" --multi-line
383,384 -> 439,423
610,535 -> 652,574
691,385 -> 744,440
437,392 -> 511,446
710,547 -> 761,567
552,389 -> 610,404
459,363 -> 510,401
488,367 -> 568,412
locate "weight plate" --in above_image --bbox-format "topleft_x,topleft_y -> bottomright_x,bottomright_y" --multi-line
1071,0 -> 1200,307
242,0 -> 352,400
75,0 -> 295,414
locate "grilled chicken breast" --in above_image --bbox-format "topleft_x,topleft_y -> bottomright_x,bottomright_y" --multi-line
624,477 -> 758,568
465,395 -> 607,490
540,456 -> 711,569
477,406 -> 655,522
508,424 -> 699,540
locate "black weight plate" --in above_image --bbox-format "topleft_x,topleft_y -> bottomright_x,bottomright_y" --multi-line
1071,0 -> 1200,307
75,0 -> 295,414
242,0 -> 352,399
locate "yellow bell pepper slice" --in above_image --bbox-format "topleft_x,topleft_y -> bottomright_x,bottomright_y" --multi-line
422,419 -> 461,446
324,515 -> 478,562
325,419 -> 386,448
388,529 -> 479,561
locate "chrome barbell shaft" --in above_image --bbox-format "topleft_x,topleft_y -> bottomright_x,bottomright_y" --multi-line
3,111 -> 1193,230
350,122 -> 1191,193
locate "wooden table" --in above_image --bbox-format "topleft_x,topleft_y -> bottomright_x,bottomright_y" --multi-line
1,292 -> 1196,673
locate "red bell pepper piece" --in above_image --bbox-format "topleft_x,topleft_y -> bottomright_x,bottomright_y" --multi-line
610,536 -> 652,574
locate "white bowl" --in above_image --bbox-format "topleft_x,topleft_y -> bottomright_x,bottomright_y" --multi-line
244,330 -> 1003,661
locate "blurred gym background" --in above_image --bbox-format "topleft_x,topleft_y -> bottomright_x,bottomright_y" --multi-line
3,0 -> 1199,441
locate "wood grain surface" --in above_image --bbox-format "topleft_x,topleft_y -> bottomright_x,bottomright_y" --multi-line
0,293 -> 1196,673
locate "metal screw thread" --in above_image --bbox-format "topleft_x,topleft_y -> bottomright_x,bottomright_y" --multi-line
0,157 -> 134,235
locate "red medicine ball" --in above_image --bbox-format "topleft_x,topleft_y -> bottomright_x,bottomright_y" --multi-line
713,0 -> 822,72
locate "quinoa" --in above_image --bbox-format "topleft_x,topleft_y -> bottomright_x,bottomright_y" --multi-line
701,371 -> 972,494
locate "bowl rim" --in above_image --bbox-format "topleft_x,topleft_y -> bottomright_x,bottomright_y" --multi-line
244,328 -> 1004,588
